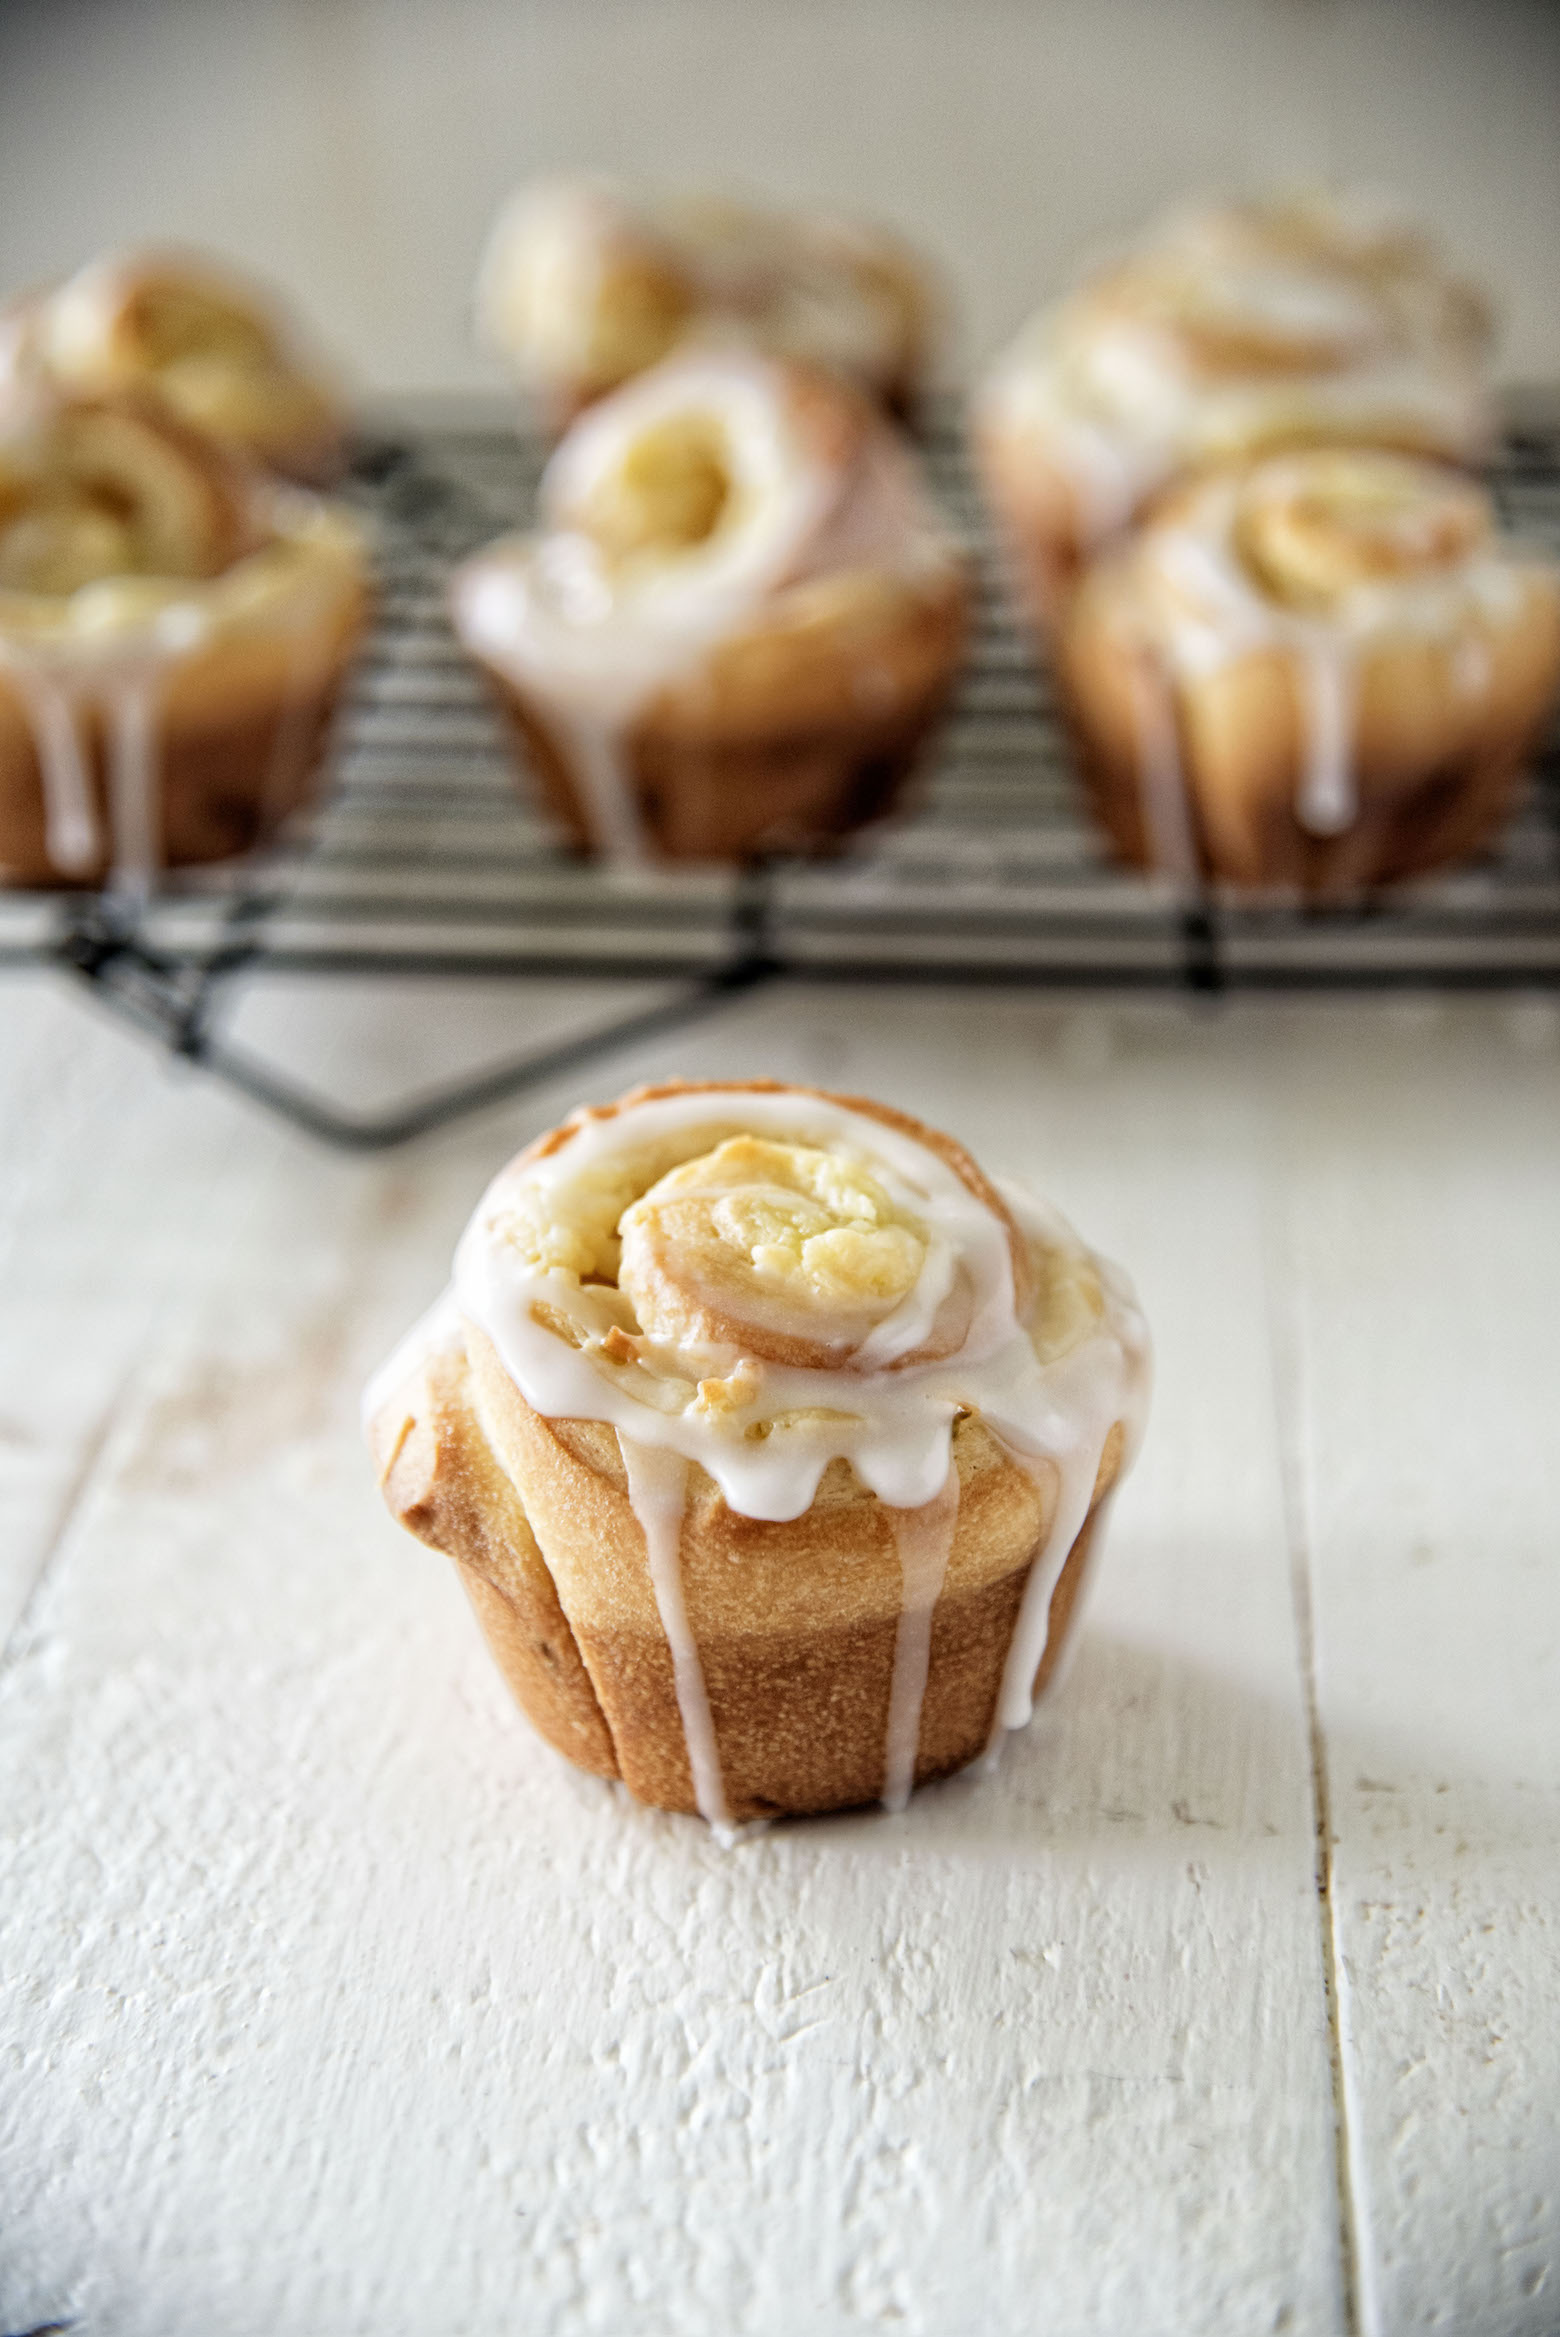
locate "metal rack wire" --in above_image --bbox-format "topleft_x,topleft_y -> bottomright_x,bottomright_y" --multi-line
5,406 -> 1560,1146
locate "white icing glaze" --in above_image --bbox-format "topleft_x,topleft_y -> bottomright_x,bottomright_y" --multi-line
1123,646 -> 1200,883
105,672 -> 162,897
37,254 -> 153,380
619,1437 -> 735,1837
1296,639 -> 1355,837
475,180 -> 621,390
451,349 -> 956,863
0,664 -> 98,873
427,1086 -> 1150,1825
881,1465 -> 959,1814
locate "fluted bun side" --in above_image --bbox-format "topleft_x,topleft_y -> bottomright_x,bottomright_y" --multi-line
0,388 -> 368,887
368,1080 -> 1149,1829
5,249 -> 348,483
974,188 -> 1494,621
1058,447 -> 1560,892
451,349 -> 967,863
476,176 -> 937,423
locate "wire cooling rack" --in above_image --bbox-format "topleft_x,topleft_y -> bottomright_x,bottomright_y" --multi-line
4,402 -> 1560,1146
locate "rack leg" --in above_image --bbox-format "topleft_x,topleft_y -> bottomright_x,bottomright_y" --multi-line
158,960 -> 781,1150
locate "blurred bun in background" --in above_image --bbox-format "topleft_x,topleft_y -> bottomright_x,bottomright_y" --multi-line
451,346 -> 968,862
476,178 -> 939,426
0,374 -> 367,890
4,0 -> 1555,400
1055,444 -> 1560,893
975,189 -> 1495,622
0,249 -> 348,483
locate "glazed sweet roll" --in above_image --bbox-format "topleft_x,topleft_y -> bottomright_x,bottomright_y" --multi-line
451,350 -> 967,861
1146,189 -> 1493,368
367,1080 -> 1149,1828
0,388 -> 368,887
1057,447 -> 1560,891
975,197 -> 1493,622
476,177 -> 937,424
6,248 -> 348,483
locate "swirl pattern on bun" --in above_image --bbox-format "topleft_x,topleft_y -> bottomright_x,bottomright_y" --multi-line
0,386 -> 367,887
452,349 -> 967,862
477,177 -> 937,423
1058,447 -> 1560,891
975,192 -> 1494,621
4,249 -> 347,483
1146,189 -> 1494,367
367,1080 -> 1149,1829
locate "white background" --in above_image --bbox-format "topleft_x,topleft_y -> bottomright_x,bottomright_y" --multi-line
2,0 -> 1559,393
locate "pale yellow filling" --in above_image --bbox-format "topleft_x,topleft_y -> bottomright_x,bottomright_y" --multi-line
624,1136 -> 927,1319
1235,449 -> 1488,613
577,411 -> 739,568
498,1121 -> 1109,1407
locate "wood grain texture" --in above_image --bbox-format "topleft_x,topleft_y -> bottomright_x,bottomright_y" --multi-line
1267,1001 -> 1560,2337
0,974 -> 1554,2333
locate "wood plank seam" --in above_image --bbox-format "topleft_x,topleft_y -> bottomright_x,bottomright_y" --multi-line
0,1366 -> 139,1677
1263,1213 -> 1370,2337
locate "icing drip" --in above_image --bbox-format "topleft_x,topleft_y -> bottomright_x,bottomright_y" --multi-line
551,706 -> 650,865
979,1183 -> 1148,1754
1296,642 -> 1356,836
105,673 -> 162,895
1,480 -> 360,887
881,1465 -> 959,1813
5,667 -> 98,873
620,1436 -> 734,1836
1123,646 -> 1199,883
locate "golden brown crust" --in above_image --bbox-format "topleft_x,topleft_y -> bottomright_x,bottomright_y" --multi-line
475,563 -> 966,863
439,1323 -> 1123,1819
371,1345 -> 617,1777
1058,546 -> 1560,893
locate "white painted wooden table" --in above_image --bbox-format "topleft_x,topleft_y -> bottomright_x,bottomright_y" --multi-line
1,969 -> 1557,2337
